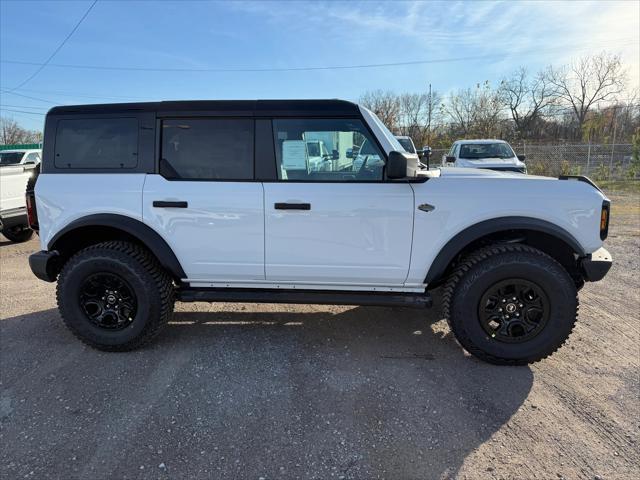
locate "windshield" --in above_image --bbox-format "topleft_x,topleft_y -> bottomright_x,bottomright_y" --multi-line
0,152 -> 25,165
359,139 -> 380,156
459,143 -> 515,159
397,138 -> 415,153
306,142 -> 321,157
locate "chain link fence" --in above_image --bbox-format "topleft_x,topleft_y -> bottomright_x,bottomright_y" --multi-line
426,143 -> 637,180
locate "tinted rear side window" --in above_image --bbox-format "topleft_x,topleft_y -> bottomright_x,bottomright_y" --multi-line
0,152 -> 25,165
54,118 -> 138,169
160,118 -> 253,180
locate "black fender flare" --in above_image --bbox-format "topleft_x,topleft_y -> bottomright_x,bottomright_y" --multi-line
49,213 -> 186,279
424,216 -> 586,284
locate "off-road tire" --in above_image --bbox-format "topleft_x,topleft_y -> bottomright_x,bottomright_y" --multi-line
57,241 -> 174,351
442,244 -> 578,365
2,226 -> 34,243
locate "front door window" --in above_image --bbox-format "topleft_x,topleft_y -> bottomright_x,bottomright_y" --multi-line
272,118 -> 385,181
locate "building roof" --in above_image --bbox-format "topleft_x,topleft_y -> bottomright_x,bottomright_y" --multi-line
0,149 -> 41,153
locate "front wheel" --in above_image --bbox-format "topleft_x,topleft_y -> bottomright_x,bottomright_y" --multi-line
57,241 -> 174,351
442,244 -> 578,365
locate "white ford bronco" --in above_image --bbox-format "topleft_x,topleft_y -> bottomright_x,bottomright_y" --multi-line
27,100 -> 612,364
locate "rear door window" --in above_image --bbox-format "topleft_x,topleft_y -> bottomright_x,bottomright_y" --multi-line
160,118 -> 253,180
54,118 -> 138,169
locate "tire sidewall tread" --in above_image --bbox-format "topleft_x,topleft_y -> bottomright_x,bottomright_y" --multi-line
2,227 -> 34,243
442,244 -> 579,365
56,241 -> 174,351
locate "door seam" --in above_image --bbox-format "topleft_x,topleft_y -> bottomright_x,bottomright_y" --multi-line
261,182 -> 267,280
403,183 -> 416,285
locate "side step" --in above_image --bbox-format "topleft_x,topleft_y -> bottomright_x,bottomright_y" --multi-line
177,288 -> 432,309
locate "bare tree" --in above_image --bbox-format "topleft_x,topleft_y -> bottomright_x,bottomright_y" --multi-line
356,52 -> 634,146
397,92 -> 427,141
0,117 -> 42,145
544,52 -> 627,134
473,81 -> 503,137
499,67 -> 557,138
444,88 -> 476,135
444,82 -> 502,138
358,90 -> 401,131
425,86 -> 442,146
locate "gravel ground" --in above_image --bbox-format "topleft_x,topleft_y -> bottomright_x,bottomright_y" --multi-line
1,192 -> 638,480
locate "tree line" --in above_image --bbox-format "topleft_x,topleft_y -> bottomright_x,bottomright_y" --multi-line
0,117 -> 43,146
359,52 -> 639,149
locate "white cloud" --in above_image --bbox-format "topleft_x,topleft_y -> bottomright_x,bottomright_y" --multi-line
226,0 -> 639,88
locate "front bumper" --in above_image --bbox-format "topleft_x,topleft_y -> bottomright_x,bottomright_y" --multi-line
579,247 -> 612,282
29,250 -> 61,282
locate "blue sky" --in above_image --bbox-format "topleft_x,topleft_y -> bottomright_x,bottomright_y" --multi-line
1,0 -> 638,131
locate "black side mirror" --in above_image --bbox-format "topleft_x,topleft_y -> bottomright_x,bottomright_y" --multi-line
386,151 -> 407,179
517,154 -> 526,162
445,156 -> 456,163
332,149 -> 339,160
346,148 -> 353,159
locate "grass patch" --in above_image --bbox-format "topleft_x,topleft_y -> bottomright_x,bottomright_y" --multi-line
597,180 -> 640,195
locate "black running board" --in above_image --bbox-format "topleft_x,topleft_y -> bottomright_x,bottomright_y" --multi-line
177,288 -> 432,308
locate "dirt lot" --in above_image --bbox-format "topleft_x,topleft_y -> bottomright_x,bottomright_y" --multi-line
1,191 -> 638,480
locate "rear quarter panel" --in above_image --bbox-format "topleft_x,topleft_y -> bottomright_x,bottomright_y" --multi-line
407,175 -> 607,286
35,173 -> 147,250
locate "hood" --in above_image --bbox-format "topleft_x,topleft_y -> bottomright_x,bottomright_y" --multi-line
456,157 -> 525,168
438,167 -> 545,179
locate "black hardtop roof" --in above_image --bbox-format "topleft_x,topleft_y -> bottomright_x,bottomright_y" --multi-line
47,99 -> 361,117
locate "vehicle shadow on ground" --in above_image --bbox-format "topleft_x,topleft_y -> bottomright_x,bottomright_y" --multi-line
1,304 -> 533,479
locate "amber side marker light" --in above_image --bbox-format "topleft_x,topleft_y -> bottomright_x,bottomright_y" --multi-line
600,201 -> 610,240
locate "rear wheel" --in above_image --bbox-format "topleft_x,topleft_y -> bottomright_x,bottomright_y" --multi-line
442,244 -> 578,365
2,225 -> 33,243
57,241 -> 174,351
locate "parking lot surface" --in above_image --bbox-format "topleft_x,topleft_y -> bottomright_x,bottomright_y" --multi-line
1,192 -> 638,480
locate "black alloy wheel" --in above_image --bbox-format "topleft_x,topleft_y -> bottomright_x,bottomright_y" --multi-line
79,272 -> 138,330
478,279 -> 549,343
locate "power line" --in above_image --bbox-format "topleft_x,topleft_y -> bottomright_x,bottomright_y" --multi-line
8,0 -> 98,91
0,108 -> 46,116
7,88 -> 150,102
0,104 -> 49,111
2,39 -> 636,74
0,90 -> 59,105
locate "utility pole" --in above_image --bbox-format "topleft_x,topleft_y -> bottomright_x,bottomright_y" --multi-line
586,129 -> 592,176
427,83 -> 432,146
609,106 -> 618,179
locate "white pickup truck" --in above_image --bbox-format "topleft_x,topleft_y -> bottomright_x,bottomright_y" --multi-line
443,139 -> 527,173
27,100 -> 612,365
0,148 -> 41,167
0,164 -> 35,242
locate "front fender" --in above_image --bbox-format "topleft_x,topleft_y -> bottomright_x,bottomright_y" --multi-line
423,216 -> 585,284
